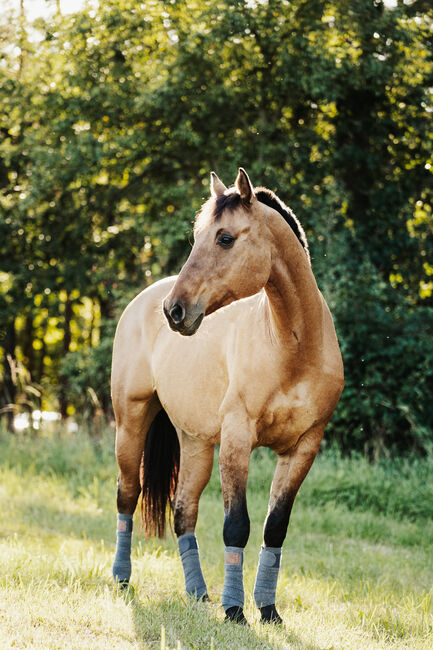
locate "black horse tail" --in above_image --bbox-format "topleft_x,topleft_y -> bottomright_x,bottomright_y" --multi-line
141,409 -> 180,538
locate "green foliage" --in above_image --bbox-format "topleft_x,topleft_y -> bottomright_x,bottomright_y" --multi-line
317,230 -> 433,454
61,321 -> 116,419
0,0 -> 432,451
0,425 -> 116,496
205,444 -> 433,523
302,446 -> 433,522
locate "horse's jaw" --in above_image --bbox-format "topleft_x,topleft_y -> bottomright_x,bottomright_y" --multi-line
173,312 -> 204,336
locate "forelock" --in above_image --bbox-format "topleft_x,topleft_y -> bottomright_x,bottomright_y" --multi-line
213,190 -> 242,220
194,189 -> 243,234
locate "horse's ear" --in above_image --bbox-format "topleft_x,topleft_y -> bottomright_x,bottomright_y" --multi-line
235,167 -> 255,204
210,172 -> 227,197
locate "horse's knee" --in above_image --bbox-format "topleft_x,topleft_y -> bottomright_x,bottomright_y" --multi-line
263,493 -> 294,548
223,497 -> 250,547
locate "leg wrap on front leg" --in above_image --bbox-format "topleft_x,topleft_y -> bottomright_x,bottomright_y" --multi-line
222,547 -> 244,611
178,533 -> 208,599
253,546 -> 281,607
113,513 -> 133,583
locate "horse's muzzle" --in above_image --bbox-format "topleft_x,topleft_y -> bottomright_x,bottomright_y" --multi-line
163,299 -> 204,336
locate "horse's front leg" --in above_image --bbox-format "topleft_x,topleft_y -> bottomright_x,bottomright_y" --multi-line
254,423 -> 324,623
174,431 -> 214,600
219,411 -> 253,624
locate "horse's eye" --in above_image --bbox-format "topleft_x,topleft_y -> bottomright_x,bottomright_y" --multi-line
217,233 -> 235,249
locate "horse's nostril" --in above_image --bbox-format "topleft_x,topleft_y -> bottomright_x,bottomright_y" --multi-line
170,302 -> 185,324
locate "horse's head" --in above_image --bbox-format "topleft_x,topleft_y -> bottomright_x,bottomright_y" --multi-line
163,168 -> 272,336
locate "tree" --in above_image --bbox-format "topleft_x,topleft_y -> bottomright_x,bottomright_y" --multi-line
0,0 -> 432,452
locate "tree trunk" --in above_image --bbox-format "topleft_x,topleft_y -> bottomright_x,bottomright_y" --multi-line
98,295 -> 114,418
59,293 -> 72,420
2,319 -> 16,433
18,0 -> 25,78
23,310 -> 34,379
35,323 -> 47,385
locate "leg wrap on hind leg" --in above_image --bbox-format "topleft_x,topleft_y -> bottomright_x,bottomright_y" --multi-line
222,546 -> 244,611
253,546 -> 281,607
178,533 -> 208,599
113,513 -> 133,582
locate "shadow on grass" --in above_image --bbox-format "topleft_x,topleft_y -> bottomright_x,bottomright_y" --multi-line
12,497 -> 433,600
121,588 -> 324,650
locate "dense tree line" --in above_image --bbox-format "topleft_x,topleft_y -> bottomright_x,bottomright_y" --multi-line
0,0 -> 432,454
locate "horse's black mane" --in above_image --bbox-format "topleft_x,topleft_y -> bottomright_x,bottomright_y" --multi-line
255,187 -> 310,262
213,187 -> 310,263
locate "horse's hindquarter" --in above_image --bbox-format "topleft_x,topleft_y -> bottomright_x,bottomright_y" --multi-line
111,277 -> 177,408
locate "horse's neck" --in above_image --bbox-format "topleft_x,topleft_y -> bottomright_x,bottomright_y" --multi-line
264,218 -> 324,360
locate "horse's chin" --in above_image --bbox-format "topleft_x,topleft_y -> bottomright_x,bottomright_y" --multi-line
173,312 -> 204,336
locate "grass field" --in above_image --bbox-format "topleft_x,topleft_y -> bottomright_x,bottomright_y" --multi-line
1,429 -> 432,649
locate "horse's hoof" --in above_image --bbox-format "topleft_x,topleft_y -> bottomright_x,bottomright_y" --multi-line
259,604 -> 283,624
224,606 -> 249,626
187,591 -> 210,602
200,593 -> 211,602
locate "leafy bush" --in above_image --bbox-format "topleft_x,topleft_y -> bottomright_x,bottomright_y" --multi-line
61,329 -> 115,422
302,447 -> 433,521
1,0 -> 432,455
324,252 -> 433,455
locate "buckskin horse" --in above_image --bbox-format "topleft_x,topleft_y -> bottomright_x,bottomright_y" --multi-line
111,168 -> 344,625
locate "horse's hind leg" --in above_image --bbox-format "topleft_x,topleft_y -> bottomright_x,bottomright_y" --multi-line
174,431 -> 214,600
254,423 -> 324,623
113,397 -> 159,584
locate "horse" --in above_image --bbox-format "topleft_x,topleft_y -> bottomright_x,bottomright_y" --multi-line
111,168 -> 344,625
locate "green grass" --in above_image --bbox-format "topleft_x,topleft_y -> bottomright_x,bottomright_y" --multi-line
0,429 -> 432,649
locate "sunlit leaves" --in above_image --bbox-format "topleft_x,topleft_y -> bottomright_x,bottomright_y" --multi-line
0,0 -> 432,444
